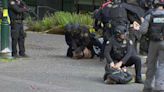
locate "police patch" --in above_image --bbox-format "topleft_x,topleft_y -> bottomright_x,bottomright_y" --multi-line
10,1 -> 15,5
153,18 -> 164,23
106,41 -> 110,44
129,40 -> 133,45
101,23 -> 104,28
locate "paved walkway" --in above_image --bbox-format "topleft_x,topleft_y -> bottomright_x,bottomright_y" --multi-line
0,32 -> 144,92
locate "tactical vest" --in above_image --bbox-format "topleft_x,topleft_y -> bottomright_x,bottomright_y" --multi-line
109,5 -> 127,20
111,39 -> 129,60
149,14 -> 164,41
102,4 -> 128,24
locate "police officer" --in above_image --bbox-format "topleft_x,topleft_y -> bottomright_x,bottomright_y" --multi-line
138,0 -> 154,55
65,24 -> 94,58
65,24 -> 76,57
9,0 -> 28,57
93,0 -> 144,60
73,26 -> 94,59
139,0 -> 164,92
100,0 -> 144,29
104,25 -> 143,83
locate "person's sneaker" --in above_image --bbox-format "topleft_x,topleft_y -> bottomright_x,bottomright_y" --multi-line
19,54 -> 29,58
142,88 -> 152,92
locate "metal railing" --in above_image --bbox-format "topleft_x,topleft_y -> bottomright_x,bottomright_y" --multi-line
23,0 -> 103,19
36,6 -> 57,19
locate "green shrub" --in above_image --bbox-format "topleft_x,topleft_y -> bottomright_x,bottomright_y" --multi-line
41,15 -> 57,30
25,17 -> 33,27
26,11 -> 94,32
54,12 -> 93,26
32,21 -> 43,32
26,15 -> 57,32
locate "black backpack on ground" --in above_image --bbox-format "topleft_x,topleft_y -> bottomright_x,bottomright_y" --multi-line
104,66 -> 133,84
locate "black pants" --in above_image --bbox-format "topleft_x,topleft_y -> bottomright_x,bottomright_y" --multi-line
129,28 -> 141,51
11,22 -> 26,56
101,27 -> 113,59
140,35 -> 149,55
66,47 -> 73,57
122,56 -> 142,80
91,37 -> 103,58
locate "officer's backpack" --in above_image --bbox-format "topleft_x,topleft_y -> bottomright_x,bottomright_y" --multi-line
104,66 -> 132,84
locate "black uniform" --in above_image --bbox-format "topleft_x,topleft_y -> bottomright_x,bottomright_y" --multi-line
65,24 -> 76,57
138,0 -> 154,55
104,36 -> 142,82
140,8 -> 164,92
65,24 -> 94,58
93,1 -> 144,60
9,0 -> 28,57
94,0 -> 145,35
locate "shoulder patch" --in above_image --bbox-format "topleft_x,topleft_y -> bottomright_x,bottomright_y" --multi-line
106,41 -> 110,44
123,40 -> 127,44
129,40 -> 133,45
10,1 -> 15,5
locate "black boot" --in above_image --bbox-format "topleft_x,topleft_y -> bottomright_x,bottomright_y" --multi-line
135,77 -> 143,84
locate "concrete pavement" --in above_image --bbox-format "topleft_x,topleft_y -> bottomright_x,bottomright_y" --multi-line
0,32 -> 144,92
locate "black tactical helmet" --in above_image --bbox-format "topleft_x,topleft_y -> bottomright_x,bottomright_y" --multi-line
154,0 -> 164,6
114,25 -> 127,36
65,23 -> 73,32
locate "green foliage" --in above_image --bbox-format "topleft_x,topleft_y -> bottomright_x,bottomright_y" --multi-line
41,15 -> 57,30
54,12 -> 93,26
26,11 -> 94,32
32,21 -> 43,32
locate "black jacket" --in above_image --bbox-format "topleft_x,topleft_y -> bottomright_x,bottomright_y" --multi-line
100,3 -> 144,23
104,36 -> 136,64
8,0 -> 28,21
